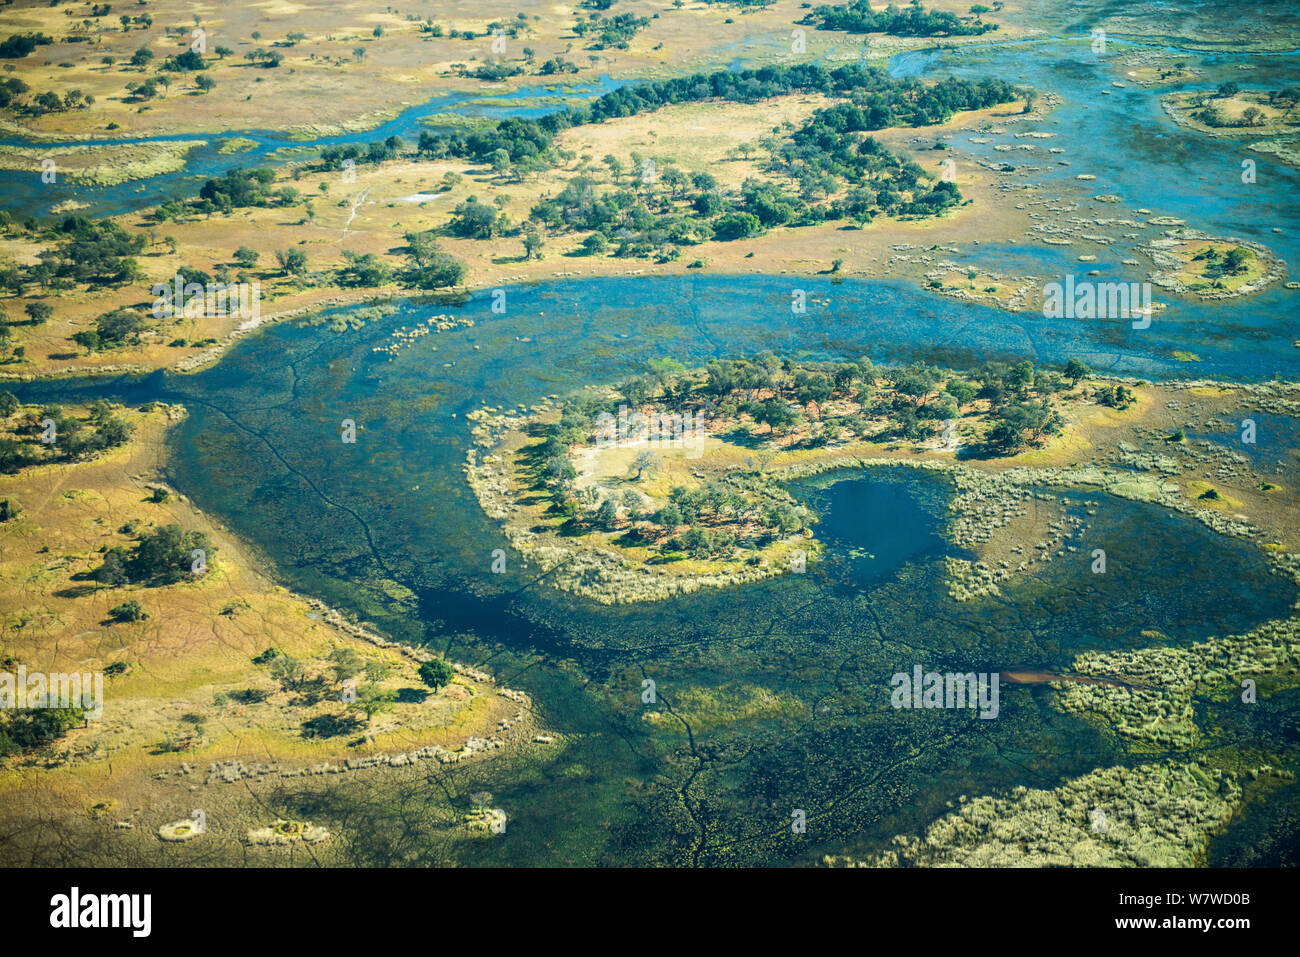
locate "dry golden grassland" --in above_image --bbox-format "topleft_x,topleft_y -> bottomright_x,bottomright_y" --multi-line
0,0 -> 1027,140
0,401 -> 523,823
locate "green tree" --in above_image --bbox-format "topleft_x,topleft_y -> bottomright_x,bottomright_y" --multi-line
522,227 -> 544,260
108,599 -> 147,623
328,647 -> 363,684
594,497 -> 618,529
417,658 -> 455,691
275,248 -> 307,276
447,197 -> 498,239
401,231 -> 466,288
270,654 -> 306,691
122,524 -> 215,585
1223,246 -> 1253,275
353,684 -> 397,722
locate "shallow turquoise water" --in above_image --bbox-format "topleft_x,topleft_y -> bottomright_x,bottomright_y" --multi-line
17,272 -> 1299,864
8,0 -> 1300,864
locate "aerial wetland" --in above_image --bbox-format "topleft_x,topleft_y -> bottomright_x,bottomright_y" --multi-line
0,0 -> 1297,869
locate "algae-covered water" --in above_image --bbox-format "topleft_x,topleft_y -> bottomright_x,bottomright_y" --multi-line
20,271 -> 1299,865
10,0 -> 1300,865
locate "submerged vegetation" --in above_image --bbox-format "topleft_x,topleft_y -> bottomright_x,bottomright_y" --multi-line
0,0 -> 1296,874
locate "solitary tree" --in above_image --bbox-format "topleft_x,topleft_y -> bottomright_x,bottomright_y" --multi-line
522,227 -> 544,260
353,684 -> 397,723
276,248 -> 307,276
418,658 -> 455,690
631,449 -> 659,480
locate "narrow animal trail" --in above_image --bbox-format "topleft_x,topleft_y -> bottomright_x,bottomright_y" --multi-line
340,189 -> 369,240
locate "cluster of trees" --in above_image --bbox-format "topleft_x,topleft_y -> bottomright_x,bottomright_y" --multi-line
803,0 -> 997,37
517,352 -> 1121,564
0,399 -> 134,472
538,56 -> 580,76
401,229 -> 466,288
697,354 -> 888,443
30,216 -> 147,290
1094,384 -> 1136,410
1193,244 -> 1255,278
636,481 -> 813,558
161,49 -> 206,72
0,33 -> 54,59
770,105 -> 967,220
574,11 -> 651,49
256,644 -> 454,734
256,646 -> 390,731
0,77 -> 95,116
957,359 -> 1069,453
525,402 -> 814,560
112,45 -> 219,101
1191,83 -> 1293,129
0,77 -> 27,109
160,158 -> 463,291
459,59 -> 524,82
447,195 -> 505,239
196,167 -> 283,212
70,307 -> 146,352
640,353 -> 1076,455
522,135 -> 966,257
336,251 -> 389,287
1266,87 -> 1300,114
94,523 -> 216,587
27,88 -> 95,115
317,136 -> 405,174
0,704 -> 85,758
430,63 -> 1019,167
530,424 -> 581,500
243,48 -> 283,68
1195,102 -> 1266,128
145,166 -> 308,221
423,64 -> 1015,256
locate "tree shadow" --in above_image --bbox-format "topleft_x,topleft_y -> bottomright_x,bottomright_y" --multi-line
301,712 -> 365,739
54,583 -> 103,599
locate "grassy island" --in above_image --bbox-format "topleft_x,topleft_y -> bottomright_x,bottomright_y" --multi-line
466,353 -> 1144,603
